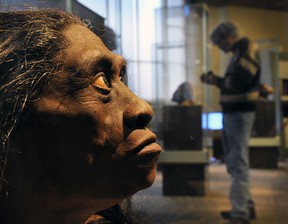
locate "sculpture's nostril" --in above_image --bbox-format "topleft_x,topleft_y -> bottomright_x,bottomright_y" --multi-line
135,113 -> 152,129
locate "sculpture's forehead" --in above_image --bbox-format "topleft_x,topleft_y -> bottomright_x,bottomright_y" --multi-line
62,24 -> 123,67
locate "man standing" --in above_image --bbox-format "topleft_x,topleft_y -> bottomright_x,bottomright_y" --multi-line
201,22 -> 260,224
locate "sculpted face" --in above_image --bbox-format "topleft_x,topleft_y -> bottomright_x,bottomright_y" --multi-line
20,24 -> 161,199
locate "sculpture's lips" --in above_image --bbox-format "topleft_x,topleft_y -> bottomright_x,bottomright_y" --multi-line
128,134 -> 162,157
137,142 -> 162,156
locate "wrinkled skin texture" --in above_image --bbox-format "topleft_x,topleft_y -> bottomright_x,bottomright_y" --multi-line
12,24 -> 161,223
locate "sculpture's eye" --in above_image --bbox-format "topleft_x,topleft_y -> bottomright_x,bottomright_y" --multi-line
92,72 -> 110,90
92,72 -> 111,94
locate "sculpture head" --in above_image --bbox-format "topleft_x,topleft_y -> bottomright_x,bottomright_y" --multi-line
0,9 -> 161,223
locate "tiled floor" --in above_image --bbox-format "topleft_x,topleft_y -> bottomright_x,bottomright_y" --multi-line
132,160 -> 288,224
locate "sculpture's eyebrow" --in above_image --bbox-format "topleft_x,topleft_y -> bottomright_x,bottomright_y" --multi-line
114,55 -> 128,69
82,55 -> 127,75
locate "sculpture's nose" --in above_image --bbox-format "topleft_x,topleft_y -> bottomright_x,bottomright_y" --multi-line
123,96 -> 153,129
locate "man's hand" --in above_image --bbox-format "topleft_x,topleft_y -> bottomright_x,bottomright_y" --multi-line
200,71 -> 218,85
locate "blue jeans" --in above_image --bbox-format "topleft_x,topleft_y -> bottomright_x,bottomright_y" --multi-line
222,111 -> 255,219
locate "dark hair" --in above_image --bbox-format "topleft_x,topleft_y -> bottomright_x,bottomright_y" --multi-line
210,21 -> 239,44
0,9 -> 83,192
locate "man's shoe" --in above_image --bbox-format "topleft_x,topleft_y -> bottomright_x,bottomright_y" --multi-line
220,207 -> 256,220
229,218 -> 250,224
249,206 -> 256,220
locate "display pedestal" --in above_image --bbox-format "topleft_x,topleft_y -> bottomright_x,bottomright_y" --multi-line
249,137 -> 279,169
249,147 -> 278,168
250,100 -> 279,168
159,151 -> 208,196
212,101 -> 279,169
162,164 -> 206,196
160,106 -> 208,196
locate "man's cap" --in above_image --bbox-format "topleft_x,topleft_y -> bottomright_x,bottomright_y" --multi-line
210,21 -> 239,44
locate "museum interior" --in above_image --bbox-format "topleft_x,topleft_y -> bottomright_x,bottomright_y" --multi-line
1,0 -> 288,223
